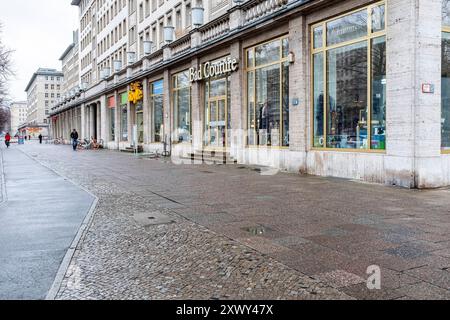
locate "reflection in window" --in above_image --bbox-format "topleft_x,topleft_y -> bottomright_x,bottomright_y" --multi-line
443,0 -> 450,27
120,93 -> 128,141
371,36 -> 386,150
173,71 -> 191,143
327,41 -> 368,149
247,37 -> 289,147
442,32 -> 450,149
312,1 -> 386,150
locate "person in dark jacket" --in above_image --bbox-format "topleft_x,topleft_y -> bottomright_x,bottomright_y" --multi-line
70,129 -> 79,151
38,134 -> 43,144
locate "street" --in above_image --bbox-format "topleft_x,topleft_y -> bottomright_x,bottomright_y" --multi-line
1,141 -> 449,300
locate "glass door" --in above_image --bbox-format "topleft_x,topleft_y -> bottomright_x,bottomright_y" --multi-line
206,97 -> 227,149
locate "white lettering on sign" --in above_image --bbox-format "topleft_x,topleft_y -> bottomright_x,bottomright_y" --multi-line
189,57 -> 239,82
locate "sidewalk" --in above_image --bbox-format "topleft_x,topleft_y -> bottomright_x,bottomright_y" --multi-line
18,143 -> 450,300
0,143 -> 95,299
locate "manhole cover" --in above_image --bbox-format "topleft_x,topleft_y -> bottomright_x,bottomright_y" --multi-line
242,226 -> 267,236
133,212 -> 174,226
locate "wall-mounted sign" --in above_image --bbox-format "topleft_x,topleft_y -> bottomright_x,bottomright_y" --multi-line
189,57 -> 239,82
128,82 -> 143,104
422,83 -> 435,94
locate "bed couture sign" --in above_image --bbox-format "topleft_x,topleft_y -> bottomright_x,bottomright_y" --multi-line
189,57 -> 239,82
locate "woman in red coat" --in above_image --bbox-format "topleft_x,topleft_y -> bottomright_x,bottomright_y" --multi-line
4,132 -> 11,148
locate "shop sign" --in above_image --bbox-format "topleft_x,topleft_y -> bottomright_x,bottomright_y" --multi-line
189,57 -> 239,82
128,82 -> 143,104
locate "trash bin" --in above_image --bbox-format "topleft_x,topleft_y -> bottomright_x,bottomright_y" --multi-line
18,136 -> 24,145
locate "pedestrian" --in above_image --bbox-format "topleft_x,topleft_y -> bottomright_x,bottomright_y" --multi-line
4,132 -> 11,148
38,134 -> 43,144
24,135 -> 27,141
70,129 -> 79,151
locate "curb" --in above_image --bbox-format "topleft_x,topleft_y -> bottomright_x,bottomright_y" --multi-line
0,147 -> 7,206
17,148 -> 99,300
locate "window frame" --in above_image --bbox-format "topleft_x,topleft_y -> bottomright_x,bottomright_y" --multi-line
310,1 -> 387,153
245,35 -> 290,148
172,70 -> 192,144
442,2 -> 450,154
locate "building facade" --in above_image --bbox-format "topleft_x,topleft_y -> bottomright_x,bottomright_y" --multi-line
9,101 -> 27,136
24,68 -> 64,137
50,0 -> 450,188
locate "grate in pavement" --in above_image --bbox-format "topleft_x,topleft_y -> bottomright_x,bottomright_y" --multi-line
242,225 -> 267,236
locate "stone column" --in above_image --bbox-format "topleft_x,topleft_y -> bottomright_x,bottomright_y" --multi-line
96,102 -> 102,141
127,86 -> 133,145
143,78 -> 150,145
90,104 -> 95,139
81,104 -> 86,140
230,41 -> 244,161
163,69 -> 171,146
191,57 -> 202,151
386,0 -> 442,188
100,95 -> 108,142
288,15 -> 308,172
114,90 -> 120,148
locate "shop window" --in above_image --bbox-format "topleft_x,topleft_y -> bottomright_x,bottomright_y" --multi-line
443,2 -> 450,151
108,96 -> 115,141
172,71 -> 191,143
246,36 -> 289,147
120,92 -> 128,141
151,80 -> 164,142
312,1 -> 386,151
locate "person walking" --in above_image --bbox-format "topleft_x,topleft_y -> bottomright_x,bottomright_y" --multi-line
38,134 -> 43,144
4,132 -> 11,148
70,129 -> 79,151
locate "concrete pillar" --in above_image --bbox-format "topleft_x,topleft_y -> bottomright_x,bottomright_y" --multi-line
386,0 -> 442,188
96,102 -> 102,141
191,57 -> 202,151
127,86 -> 132,145
81,104 -> 86,140
289,15 -> 307,153
100,95 -> 108,142
143,78 -> 150,145
230,41 -> 244,160
163,69 -> 172,146
90,104 -> 95,139
114,90 -> 120,148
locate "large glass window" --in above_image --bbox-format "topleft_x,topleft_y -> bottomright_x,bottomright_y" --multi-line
312,2 -> 386,150
108,96 -> 115,141
151,79 -> 164,143
246,36 -> 289,147
120,92 -> 128,141
173,71 -> 191,143
442,2 -> 450,151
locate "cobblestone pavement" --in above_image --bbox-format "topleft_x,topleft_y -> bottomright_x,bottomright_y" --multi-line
20,142 -> 450,300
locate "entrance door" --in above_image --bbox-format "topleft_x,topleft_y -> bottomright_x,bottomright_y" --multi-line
206,97 -> 227,149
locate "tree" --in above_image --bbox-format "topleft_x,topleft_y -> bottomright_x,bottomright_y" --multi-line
0,22 -> 14,134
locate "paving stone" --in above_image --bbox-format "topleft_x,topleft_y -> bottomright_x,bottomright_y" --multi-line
18,143 -> 450,300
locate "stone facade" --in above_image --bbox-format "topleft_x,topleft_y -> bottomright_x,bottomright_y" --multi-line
50,0 -> 450,188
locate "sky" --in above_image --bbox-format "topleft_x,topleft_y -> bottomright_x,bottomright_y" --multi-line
0,0 -> 79,102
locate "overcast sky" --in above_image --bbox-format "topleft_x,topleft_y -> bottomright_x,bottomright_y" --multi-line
0,0 -> 79,102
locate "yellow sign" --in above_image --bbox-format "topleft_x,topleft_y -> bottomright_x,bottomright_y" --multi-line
128,82 -> 143,104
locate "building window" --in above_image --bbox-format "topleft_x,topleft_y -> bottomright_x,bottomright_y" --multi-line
246,36 -> 290,147
312,1 -> 386,151
185,2 -> 192,27
172,71 -> 191,143
442,1 -> 450,151
151,80 -> 164,142
120,92 -> 128,141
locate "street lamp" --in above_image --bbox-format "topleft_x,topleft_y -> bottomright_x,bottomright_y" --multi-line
192,7 -> 204,27
164,26 -> 174,43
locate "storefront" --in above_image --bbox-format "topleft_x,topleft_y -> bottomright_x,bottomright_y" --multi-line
50,0 -> 450,188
